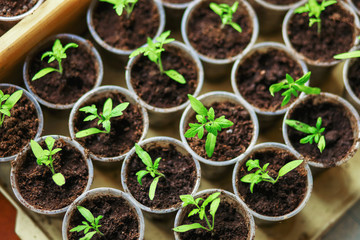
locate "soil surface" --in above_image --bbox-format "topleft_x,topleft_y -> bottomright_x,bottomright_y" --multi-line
73,91 -> 144,158
0,0 -> 38,17
178,193 -> 250,240
27,37 -> 98,105
236,48 -> 304,111
348,59 -> 360,99
0,87 -> 39,158
264,0 -> 298,5
68,195 -> 140,240
185,101 -> 254,161
237,148 -> 308,216
126,143 -> 197,209
130,44 -> 198,108
93,0 -> 159,50
287,2 -> 355,62
286,95 -> 355,167
187,0 -> 253,59
14,138 -> 89,210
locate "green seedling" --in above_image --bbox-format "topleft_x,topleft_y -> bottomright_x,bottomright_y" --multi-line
76,98 -> 129,138
32,39 -> 78,81
286,116 -> 326,153
30,136 -> 65,186
185,94 -> 233,158
209,2 -> 242,32
100,0 -> 138,18
129,30 -> 186,84
70,206 -> 104,240
241,159 -> 303,193
0,89 -> 22,128
135,143 -> 165,200
173,192 -> 221,232
269,72 -> 321,107
294,0 -> 337,34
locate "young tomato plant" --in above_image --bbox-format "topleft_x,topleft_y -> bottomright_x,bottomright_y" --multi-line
76,98 -> 129,138
129,30 -> 186,84
240,159 -> 303,193
134,143 -> 165,200
30,136 -> 65,186
0,89 -> 23,128
100,0 -> 138,18
185,94 -> 233,158
209,2 -> 242,32
173,192 -> 221,232
32,39 -> 78,81
70,206 -> 104,240
294,0 -> 337,34
286,116 -> 326,153
269,72 -> 321,107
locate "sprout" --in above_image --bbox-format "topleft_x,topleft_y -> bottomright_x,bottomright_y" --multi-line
100,0 -> 138,18
70,206 -> 104,240
0,89 -> 23,128
209,2 -> 242,32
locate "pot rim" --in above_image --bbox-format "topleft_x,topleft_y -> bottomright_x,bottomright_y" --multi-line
156,0 -> 194,9
0,0 -> 44,21
232,142 -> 313,222
343,47 -> 360,108
23,33 -> 104,110
10,135 -> 94,216
253,0 -> 306,11
121,136 -> 201,215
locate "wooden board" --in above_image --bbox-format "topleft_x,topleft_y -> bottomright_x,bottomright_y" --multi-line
0,0 -> 359,239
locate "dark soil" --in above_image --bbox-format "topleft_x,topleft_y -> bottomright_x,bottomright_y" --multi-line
286,95 -> 355,167
0,0 -> 38,17
93,0 -> 159,50
185,101 -> 254,161
264,0 -> 298,5
237,148 -> 308,216
0,87 -> 39,158
27,37 -> 99,105
178,193 -> 250,240
348,59 -> 360,99
67,195 -> 140,240
130,44 -> 198,108
287,2 -> 355,62
187,0 -> 253,59
236,48 -> 304,111
125,143 -> 197,209
353,0 -> 360,11
14,138 -> 89,210
73,91 -> 144,158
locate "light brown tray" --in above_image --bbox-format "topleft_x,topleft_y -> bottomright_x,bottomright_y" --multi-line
0,0 -> 359,239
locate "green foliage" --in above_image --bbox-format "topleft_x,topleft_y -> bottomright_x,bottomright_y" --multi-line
0,89 -> 22,128
294,0 -> 337,34
70,206 -> 104,240
173,192 -> 221,232
240,159 -> 303,193
32,39 -> 78,81
285,117 -> 326,153
76,98 -> 129,138
334,51 -> 360,60
209,2 -> 242,32
129,31 -> 186,84
100,0 -> 138,18
30,136 -> 65,186
135,144 -> 165,200
269,72 -> 321,107
184,94 -> 233,158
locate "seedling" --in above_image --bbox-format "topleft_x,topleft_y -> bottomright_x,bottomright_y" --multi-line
0,89 -> 23,128
240,159 -> 303,193
30,136 -> 65,186
134,143 -> 165,200
269,72 -> 321,107
32,39 -> 78,81
334,51 -> 360,59
185,94 -> 233,158
286,117 -> 326,153
173,192 -> 221,232
129,30 -> 186,84
209,2 -> 242,32
294,0 -> 337,34
70,206 -> 104,240
76,98 -> 129,138
100,0 -> 138,18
